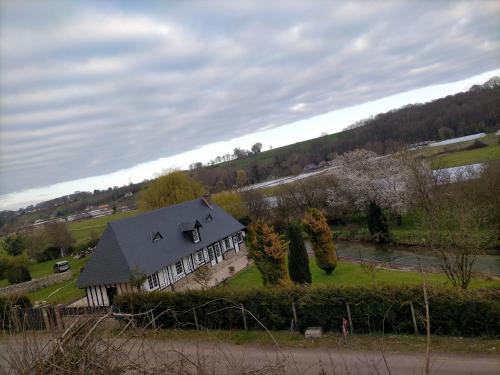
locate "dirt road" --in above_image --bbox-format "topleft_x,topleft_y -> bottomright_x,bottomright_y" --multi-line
1,336 -> 498,374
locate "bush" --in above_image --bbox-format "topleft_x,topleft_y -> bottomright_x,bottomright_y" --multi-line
287,220 -> 312,284
35,246 -> 61,262
114,285 -> 500,337
0,295 -> 31,330
7,266 -> 32,284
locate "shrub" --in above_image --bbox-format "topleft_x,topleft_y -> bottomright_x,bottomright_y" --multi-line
287,220 -> 312,284
7,266 -> 32,284
303,208 -> 337,274
367,201 -> 391,243
114,285 -> 500,337
35,246 -> 61,262
246,220 -> 290,287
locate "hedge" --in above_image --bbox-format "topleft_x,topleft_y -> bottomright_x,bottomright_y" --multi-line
114,285 -> 500,337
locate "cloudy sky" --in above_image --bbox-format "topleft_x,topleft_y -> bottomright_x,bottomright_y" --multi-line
1,1 -> 499,210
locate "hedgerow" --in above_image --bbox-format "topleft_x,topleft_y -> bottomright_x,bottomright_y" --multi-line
114,285 -> 500,337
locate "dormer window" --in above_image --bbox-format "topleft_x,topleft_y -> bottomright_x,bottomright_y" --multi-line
152,232 -> 163,243
192,228 -> 200,243
205,214 -> 213,223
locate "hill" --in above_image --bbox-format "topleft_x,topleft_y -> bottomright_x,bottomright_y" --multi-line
193,81 -> 500,191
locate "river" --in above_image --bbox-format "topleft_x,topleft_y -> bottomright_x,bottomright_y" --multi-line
306,240 -> 500,275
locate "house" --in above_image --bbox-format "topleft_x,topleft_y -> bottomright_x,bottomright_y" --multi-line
77,198 -> 245,306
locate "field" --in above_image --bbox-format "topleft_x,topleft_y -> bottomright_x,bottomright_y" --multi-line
0,255 -> 89,305
415,132 -> 500,168
227,258 -> 499,290
68,209 -> 139,244
0,255 -> 89,288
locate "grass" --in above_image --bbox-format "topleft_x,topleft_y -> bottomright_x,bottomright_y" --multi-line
0,255 -> 89,288
430,143 -> 500,168
145,329 -> 499,354
25,269 -> 86,305
68,209 -> 139,244
227,258 -> 499,290
411,131 -> 500,169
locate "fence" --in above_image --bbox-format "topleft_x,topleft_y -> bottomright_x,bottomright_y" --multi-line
7,304 -> 111,332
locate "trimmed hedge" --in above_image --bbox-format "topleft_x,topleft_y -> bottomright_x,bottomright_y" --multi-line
7,266 -> 32,284
115,285 -> 500,337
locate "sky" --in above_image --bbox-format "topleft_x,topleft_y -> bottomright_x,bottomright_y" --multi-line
1,1 -> 499,211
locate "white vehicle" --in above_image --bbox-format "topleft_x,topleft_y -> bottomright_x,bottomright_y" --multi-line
53,260 -> 70,273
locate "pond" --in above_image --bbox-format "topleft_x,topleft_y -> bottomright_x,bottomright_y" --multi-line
306,240 -> 500,275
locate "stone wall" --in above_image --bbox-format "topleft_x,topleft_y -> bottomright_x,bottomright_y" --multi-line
0,270 -> 73,297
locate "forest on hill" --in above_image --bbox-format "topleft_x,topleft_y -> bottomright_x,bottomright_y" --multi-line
193,83 -> 500,191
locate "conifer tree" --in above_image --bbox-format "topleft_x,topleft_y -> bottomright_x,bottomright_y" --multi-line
367,200 -> 391,243
287,220 -> 312,284
303,208 -> 337,274
246,220 -> 290,286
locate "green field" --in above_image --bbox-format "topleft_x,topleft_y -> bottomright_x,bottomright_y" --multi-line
0,255 -> 89,288
413,132 -> 500,169
228,258 -> 499,290
68,209 -> 139,244
26,267 -> 86,305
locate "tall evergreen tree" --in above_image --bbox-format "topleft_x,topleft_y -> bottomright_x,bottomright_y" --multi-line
246,220 -> 290,287
367,200 -> 391,243
287,220 -> 312,284
303,208 -> 337,274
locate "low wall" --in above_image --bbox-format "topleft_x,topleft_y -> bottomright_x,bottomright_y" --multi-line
0,270 -> 73,297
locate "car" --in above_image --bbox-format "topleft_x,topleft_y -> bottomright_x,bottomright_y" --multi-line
53,260 -> 70,273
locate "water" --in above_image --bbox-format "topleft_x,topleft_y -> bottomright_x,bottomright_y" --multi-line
306,240 -> 500,275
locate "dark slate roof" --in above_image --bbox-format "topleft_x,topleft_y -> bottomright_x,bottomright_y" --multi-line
77,198 -> 244,288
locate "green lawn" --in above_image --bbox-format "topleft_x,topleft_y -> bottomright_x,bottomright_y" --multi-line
68,209 -> 139,244
409,131 -> 500,169
0,255 -> 89,287
26,269 -> 86,305
430,142 -> 500,168
228,258 -> 499,290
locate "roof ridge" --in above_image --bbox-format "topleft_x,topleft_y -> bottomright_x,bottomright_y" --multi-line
109,198 -> 207,226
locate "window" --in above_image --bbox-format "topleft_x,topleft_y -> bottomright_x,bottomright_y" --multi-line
193,228 -> 200,243
205,214 -> 213,222
224,238 -> 231,249
148,273 -> 159,289
152,232 -> 163,243
207,246 -> 214,260
214,242 -> 221,256
175,261 -> 183,275
237,231 -> 244,243
197,250 -> 204,263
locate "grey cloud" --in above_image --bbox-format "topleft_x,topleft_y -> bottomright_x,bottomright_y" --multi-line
1,0 -> 499,195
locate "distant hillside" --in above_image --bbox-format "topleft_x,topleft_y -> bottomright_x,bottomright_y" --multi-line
2,78 -> 499,231
194,81 -> 500,191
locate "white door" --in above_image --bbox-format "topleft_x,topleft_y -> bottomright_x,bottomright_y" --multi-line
214,242 -> 223,263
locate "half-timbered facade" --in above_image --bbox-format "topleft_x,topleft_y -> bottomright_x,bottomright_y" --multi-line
77,198 -> 245,306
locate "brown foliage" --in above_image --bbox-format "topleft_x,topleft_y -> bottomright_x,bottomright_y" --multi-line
246,220 -> 289,287
303,208 -> 337,274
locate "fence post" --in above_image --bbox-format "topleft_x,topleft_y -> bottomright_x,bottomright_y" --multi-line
41,306 -> 51,332
291,302 -> 298,329
54,304 -> 64,330
346,303 -> 354,334
410,302 -> 418,335
240,304 -> 248,331
193,307 -> 199,330
10,306 -> 21,332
